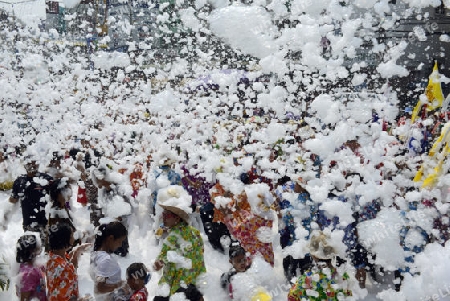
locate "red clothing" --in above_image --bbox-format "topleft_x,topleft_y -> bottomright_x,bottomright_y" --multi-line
77,186 -> 87,204
46,252 -> 79,301
129,287 -> 148,301
130,163 -> 145,198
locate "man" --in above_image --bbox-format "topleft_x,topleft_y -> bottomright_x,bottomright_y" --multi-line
9,154 -> 53,244
153,185 -> 206,300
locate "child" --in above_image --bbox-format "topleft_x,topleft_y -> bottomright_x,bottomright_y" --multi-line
126,263 -> 149,301
46,222 -> 91,301
16,234 -> 47,301
90,221 -> 128,301
220,245 -> 250,299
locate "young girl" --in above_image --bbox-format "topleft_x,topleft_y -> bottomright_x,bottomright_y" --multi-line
48,179 -> 75,229
126,263 -> 149,301
16,234 -> 47,301
90,221 -> 128,301
46,223 -> 91,301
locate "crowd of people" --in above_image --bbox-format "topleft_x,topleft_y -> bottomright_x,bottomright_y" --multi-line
0,99 -> 449,301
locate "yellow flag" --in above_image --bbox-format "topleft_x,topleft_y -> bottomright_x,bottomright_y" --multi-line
415,122 -> 450,188
410,101 -> 422,123
428,123 -> 450,157
425,61 -> 444,111
413,166 -> 423,182
422,160 -> 443,188
410,61 -> 444,124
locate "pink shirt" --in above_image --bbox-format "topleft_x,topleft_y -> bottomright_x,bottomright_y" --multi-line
17,263 -> 47,301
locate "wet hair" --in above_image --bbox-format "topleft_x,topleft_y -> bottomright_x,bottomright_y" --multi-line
228,245 -> 246,260
126,262 -> 148,281
277,175 -> 291,186
49,178 -> 70,208
16,235 -> 38,263
240,172 -> 251,185
126,262 -> 152,284
49,223 -> 73,250
94,221 -> 128,251
175,284 -> 203,301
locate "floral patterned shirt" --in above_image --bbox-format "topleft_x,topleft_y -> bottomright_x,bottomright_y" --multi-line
287,267 -> 352,301
46,252 -> 79,301
157,221 -> 206,295
211,183 -> 274,266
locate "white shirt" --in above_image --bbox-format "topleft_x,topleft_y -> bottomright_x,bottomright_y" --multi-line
90,251 -> 122,301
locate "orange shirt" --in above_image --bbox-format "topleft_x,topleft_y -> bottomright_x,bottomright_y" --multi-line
46,252 -> 79,301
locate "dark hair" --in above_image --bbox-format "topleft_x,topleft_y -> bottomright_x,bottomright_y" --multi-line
48,223 -> 73,250
16,235 -> 38,263
240,172 -> 251,185
345,172 -> 364,182
228,245 -> 246,259
49,179 -> 70,208
175,284 -> 203,301
126,262 -> 148,280
277,175 -> 291,186
94,221 -> 128,251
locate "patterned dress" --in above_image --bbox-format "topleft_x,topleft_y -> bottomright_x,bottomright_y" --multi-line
211,183 -> 274,266
287,267 -> 352,301
157,221 -> 206,295
46,252 -> 78,301
17,263 -> 47,301
181,165 -> 215,208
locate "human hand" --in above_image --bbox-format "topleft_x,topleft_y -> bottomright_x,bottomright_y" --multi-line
72,243 -> 92,256
155,227 -> 166,239
153,259 -> 164,271
121,283 -> 132,294
78,294 -> 95,301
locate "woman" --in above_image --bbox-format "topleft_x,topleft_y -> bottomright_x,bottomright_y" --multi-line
48,179 -> 75,229
211,182 -> 275,266
153,185 -> 206,300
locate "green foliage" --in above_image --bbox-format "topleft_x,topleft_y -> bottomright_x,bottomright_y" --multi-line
0,257 -> 10,292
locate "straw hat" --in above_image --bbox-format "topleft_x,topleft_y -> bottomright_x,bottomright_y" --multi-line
309,231 -> 336,260
157,185 -> 193,222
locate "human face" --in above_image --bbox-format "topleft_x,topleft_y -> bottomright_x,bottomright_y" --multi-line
25,161 -> 38,175
127,275 -> 144,291
68,231 -> 75,250
106,235 -> 126,253
162,210 -> 180,228
230,253 -> 247,273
